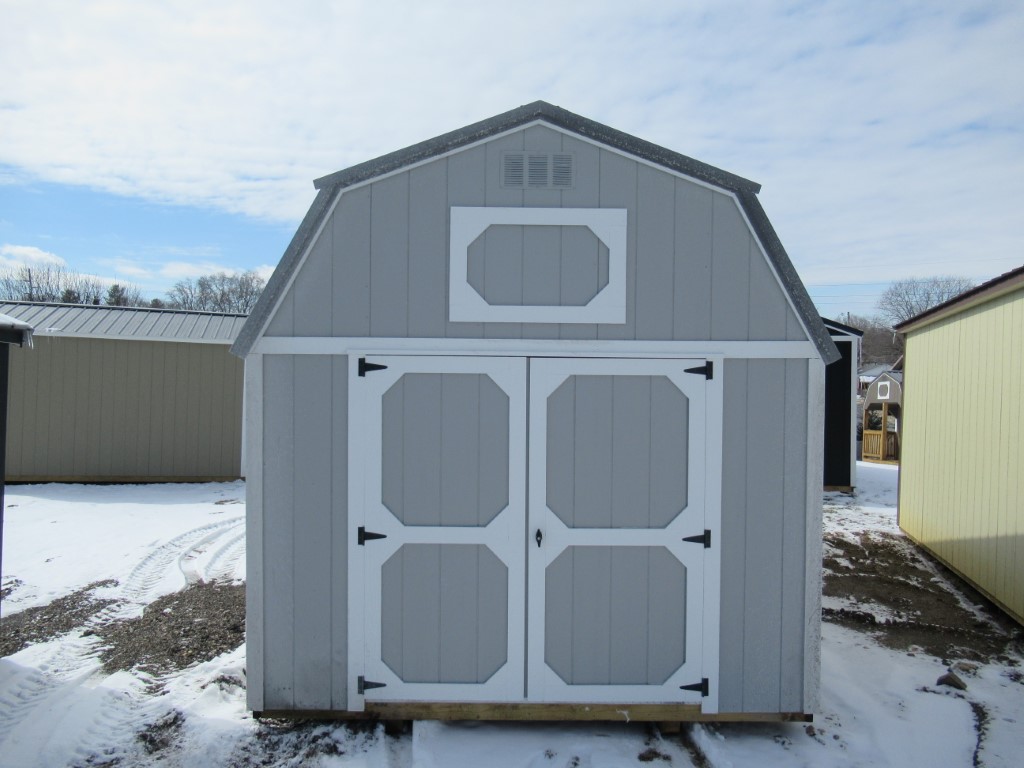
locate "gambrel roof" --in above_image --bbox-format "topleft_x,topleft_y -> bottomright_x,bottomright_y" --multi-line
233,101 -> 838,363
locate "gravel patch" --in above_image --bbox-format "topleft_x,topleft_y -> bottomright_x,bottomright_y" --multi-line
0,580 -> 118,657
96,581 -> 245,675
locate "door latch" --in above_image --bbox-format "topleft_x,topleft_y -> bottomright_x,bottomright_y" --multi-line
535,529 -> 543,547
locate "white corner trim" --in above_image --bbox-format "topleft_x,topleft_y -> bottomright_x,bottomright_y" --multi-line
449,207 -> 627,324
804,357 -> 826,714
243,354 -> 265,712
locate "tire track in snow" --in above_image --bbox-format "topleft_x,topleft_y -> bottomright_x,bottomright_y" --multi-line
0,516 -> 243,759
123,516 -> 242,601
204,529 -> 246,583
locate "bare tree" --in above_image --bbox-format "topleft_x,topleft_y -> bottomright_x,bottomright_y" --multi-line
844,313 -> 903,364
876,276 -> 974,325
105,282 -> 146,307
0,265 -> 112,305
166,270 -> 265,313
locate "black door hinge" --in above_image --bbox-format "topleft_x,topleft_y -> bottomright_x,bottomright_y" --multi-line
683,529 -> 712,548
357,526 -> 387,545
684,361 -> 713,380
358,676 -> 386,694
680,678 -> 709,697
358,357 -> 388,377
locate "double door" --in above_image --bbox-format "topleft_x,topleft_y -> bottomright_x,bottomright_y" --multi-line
348,354 -> 714,710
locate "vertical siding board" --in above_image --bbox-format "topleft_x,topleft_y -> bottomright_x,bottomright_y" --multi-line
521,226 -> 562,310
484,130 -> 526,340
780,358 -> 808,710
571,546 -> 612,684
518,125 -> 560,340
381,546 -> 404,679
262,355 -> 295,708
718,359 -> 748,711
403,374 -> 442,526
742,359 -> 785,712
573,376 -> 613,528
673,182 -> 713,340
650,375 -> 689,529
291,356 -> 333,708
747,239 -> 790,340
558,134 -> 601,340
648,546 -> 687,684
544,550 -> 573,683
610,376 -> 651,528
609,547 -> 648,684
440,374 -> 481,526
402,544 -> 442,682
439,545 -> 479,682
482,226 -> 525,308
266,290 -> 296,336
408,159 -> 450,339
559,227 -> 600,307
786,311 -> 806,341
370,173 -> 410,337
4,346 -> 23,475
476,546 -> 508,682
597,149 -> 637,340
133,343 -> 151,477
334,188 -> 372,337
445,145 -> 487,338
635,164 -> 676,340
330,357 -> 348,708
293,230 -> 334,336
711,197 -> 751,340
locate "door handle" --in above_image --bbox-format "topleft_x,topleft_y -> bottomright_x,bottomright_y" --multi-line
535,529 -> 543,547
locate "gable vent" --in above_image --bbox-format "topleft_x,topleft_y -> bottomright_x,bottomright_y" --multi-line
502,152 -> 574,189
502,153 -> 524,187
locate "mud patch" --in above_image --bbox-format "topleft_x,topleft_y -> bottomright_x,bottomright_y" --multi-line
230,720 -> 381,766
823,531 -> 1021,662
1,577 -> 24,602
96,581 -> 244,675
137,710 -> 186,755
0,580 -> 118,657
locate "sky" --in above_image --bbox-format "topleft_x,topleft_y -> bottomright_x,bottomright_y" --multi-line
1,1 -> 1022,316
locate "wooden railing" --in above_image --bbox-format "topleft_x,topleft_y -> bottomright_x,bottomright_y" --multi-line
862,430 -> 899,462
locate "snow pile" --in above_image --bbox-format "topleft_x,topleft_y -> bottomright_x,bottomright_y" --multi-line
1,466 -> 1022,767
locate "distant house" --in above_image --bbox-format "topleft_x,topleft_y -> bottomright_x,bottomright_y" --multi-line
822,318 -> 862,490
895,265 -> 1024,625
1,302 -> 246,482
861,370 -> 902,463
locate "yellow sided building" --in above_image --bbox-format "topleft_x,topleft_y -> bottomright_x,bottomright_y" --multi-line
896,266 -> 1024,625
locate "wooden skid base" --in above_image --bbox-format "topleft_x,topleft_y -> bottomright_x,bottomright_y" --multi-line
255,703 -> 812,723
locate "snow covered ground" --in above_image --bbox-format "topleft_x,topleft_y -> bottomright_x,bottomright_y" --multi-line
1,465 -> 1022,767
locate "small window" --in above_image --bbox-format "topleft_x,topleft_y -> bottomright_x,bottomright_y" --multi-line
877,381 -> 890,400
449,206 -> 627,324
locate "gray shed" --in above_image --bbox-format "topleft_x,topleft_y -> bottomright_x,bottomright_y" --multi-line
233,102 -> 839,722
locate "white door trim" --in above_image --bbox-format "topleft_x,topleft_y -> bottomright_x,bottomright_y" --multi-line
526,357 -> 719,704
347,355 -> 527,709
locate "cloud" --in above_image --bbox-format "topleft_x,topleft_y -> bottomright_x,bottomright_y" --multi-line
0,243 -> 68,270
1,1 -> 1022,315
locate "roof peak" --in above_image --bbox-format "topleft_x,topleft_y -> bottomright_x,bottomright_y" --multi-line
312,101 -> 761,195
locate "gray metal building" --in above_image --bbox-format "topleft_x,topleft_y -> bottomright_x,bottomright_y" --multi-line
234,102 -> 839,721
2,302 -> 246,482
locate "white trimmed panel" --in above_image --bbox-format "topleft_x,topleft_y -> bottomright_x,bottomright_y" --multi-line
450,207 -> 627,324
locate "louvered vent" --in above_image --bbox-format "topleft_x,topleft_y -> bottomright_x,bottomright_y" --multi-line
501,152 -> 574,189
551,154 -> 573,188
502,153 -> 524,187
